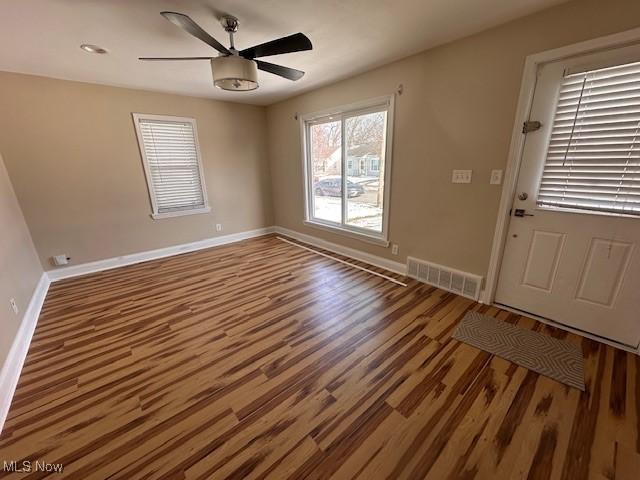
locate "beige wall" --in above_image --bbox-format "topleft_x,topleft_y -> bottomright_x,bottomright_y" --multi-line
0,153 -> 42,368
0,72 -> 273,267
266,0 -> 640,277
2,0 -> 640,280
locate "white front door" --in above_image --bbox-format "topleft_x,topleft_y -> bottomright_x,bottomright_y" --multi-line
495,46 -> 640,348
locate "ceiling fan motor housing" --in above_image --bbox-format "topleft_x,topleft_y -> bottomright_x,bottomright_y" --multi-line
211,56 -> 258,91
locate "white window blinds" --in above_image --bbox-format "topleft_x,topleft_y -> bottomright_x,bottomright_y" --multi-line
134,116 -> 208,217
538,61 -> 640,216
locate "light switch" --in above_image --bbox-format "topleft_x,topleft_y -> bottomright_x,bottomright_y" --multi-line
53,254 -> 69,266
452,170 -> 472,184
490,169 -> 503,185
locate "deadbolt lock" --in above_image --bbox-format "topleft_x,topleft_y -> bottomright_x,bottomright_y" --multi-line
514,208 -> 534,217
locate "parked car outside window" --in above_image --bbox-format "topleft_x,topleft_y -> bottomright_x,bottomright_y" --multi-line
314,178 -> 364,197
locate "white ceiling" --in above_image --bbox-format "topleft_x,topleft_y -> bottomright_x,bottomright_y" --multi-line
0,0 -> 568,105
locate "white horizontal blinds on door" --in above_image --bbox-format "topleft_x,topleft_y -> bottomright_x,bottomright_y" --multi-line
138,119 -> 206,214
538,60 -> 640,216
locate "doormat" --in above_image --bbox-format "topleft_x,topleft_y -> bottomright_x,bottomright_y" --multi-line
453,311 -> 585,390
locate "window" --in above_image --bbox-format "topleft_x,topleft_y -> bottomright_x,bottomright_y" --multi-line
538,60 -> 640,216
302,96 -> 394,244
133,114 -> 210,219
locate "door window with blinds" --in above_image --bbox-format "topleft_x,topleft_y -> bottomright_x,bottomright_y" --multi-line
133,114 -> 210,219
538,60 -> 640,216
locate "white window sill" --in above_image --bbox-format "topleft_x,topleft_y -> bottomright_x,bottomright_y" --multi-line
151,206 -> 211,220
304,220 -> 389,247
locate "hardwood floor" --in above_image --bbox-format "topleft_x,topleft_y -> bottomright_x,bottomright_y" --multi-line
1,234 -> 639,479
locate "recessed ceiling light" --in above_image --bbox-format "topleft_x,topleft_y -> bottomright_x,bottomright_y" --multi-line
80,44 -> 108,54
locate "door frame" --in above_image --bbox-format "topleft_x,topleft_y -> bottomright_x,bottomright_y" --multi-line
484,26 -> 640,312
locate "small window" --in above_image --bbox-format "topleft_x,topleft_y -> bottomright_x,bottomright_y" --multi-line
133,114 -> 210,219
302,96 -> 394,245
538,61 -> 640,216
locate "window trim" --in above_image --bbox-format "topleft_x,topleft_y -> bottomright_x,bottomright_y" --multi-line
132,113 -> 210,220
299,95 -> 395,246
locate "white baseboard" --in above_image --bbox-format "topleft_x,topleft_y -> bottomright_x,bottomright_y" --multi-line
47,227 -> 276,282
274,226 -> 407,276
0,272 -> 50,434
47,224 -> 405,283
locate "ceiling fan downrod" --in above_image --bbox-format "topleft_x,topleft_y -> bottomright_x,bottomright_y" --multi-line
221,15 -> 239,52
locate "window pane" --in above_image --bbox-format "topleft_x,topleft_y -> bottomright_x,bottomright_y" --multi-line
310,120 -> 342,223
137,118 -> 206,214
345,111 -> 387,232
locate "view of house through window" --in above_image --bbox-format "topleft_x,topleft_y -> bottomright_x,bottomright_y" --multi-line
306,101 -> 390,238
346,111 -> 386,231
310,119 -> 342,223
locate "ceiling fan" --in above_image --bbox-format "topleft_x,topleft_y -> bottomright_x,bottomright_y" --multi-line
139,12 -> 312,91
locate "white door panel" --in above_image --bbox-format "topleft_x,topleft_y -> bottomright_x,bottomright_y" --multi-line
496,48 -> 640,348
576,238 -> 633,307
520,230 -> 565,291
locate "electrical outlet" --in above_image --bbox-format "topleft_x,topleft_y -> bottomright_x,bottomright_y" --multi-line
9,298 -> 18,315
452,170 -> 472,184
391,244 -> 399,255
490,169 -> 503,185
216,224 -> 223,232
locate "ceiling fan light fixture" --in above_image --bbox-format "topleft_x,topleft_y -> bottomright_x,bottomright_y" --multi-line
211,56 -> 258,91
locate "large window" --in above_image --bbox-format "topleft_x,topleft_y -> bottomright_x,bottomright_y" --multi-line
538,60 -> 640,216
302,97 -> 394,244
133,114 -> 210,219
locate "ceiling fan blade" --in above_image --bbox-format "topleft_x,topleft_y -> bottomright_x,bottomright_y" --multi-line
256,60 -> 305,81
160,11 -> 230,55
139,56 -> 213,61
241,33 -> 312,59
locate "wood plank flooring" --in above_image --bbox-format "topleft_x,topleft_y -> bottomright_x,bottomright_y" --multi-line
1,234 -> 639,479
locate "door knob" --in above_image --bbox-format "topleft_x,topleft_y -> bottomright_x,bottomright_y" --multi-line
518,192 -> 528,201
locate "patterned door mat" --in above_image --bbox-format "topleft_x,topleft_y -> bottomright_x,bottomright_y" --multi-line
453,311 -> 585,390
